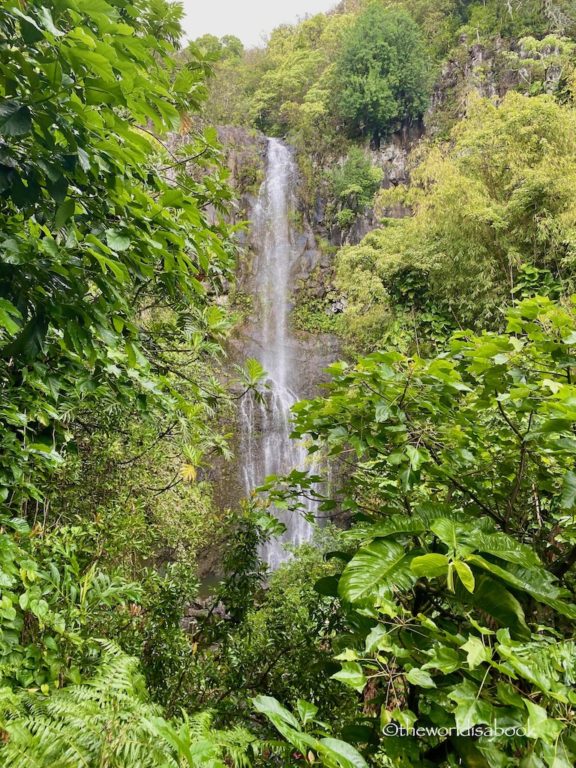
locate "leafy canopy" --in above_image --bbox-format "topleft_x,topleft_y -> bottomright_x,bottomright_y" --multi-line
333,3 -> 432,144
326,148 -> 383,233
0,0 -> 233,507
336,92 -> 576,349
0,0 -> 235,698
270,296 -> 576,766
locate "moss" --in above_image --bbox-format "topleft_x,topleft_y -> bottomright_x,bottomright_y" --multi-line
291,263 -> 345,336
237,164 -> 263,195
292,299 -> 344,335
222,133 -> 266,196
228,289 -> 253,325
288,207 -> 305,230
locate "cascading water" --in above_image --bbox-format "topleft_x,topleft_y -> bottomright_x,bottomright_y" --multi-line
238,138 -> 315,569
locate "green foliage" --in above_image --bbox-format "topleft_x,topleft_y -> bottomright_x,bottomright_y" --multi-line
5,0 -> 576,765
248,12 -> 352,139
0,642 -> 257,767
130,507 -> 270,719
333,4 -> 432,144
334,225 -> 447,354
213,508 -> 269,628
254,694 -> 368,768
198,7 -> 356,189
398,0 -> 466,58
513,263 -> 563,301
198,0 -> 576,204
135,563 -> 200,707
221,537 -> 354,719
326,149 -> 383,233
505,35 -> 576,99
234,357 -> 269,403
171,528 -> 355,737
276,296 -> 576,766
337,93 -> 576,348
239,358 -> 267,389
292,299 -> 344,335
0,0 -> 233,512
460,0 -> 576,40
200,49 -> 269,128
0,517 -> 142,690
0,0 -> 237,720
192,33 -> 244,61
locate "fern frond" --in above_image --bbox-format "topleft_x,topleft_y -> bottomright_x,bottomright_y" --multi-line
0,644 -> 256,768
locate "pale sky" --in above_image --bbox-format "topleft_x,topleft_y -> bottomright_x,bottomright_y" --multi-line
181,0 -> 339,48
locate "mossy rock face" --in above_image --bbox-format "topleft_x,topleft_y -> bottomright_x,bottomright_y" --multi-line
228,289 -> 254,326
217,126 -> 267,198
292,300 -> 345,336
425,34 -> 573,138
291,263 -> 346,337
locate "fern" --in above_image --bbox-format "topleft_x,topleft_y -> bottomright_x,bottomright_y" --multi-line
0,643 -> 257,768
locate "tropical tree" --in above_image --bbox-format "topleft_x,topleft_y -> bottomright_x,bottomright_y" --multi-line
0,0 -> 236,697
326,148 -> 383,234
0,0 -> 234,512
333,3 -> 431,145
268,296 -> 576,766
192,33 -> 244,60
336,92 -> 576,347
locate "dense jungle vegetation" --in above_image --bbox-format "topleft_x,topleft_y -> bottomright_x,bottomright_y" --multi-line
1,0 -> 576,766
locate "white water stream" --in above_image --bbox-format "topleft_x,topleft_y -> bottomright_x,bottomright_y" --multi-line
238,138 -> 315,569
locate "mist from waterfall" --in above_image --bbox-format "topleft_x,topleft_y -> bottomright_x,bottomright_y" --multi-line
238,138 -> 315,569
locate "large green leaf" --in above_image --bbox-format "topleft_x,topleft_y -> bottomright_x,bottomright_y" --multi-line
54,199 -> 75,228
0,299 -> 22,335
463,532 -> 541,566
453,560 -> 475,592
460,636 -> 491,669
319,737 -> 369,768
430,518 -> 459,549
244,357 -> 266,386
448,680 -> 496,733
466,555 -> 576,619
455,574 -> 530,639
405,667 -> 436,688
347,507 -> 478,543
0,101 -> 32,136
1,314 -> 48,361
314,575 -> 340,596
560,470 -> 576,509
254,697 -> 368,768
338,540 -> 416,603
252,695 -> 300,729
105,229 -> 131,252
410,553 -> 449,578
524,700 -> 565,741
296,699 -> 318,727
331,662 -> 366,692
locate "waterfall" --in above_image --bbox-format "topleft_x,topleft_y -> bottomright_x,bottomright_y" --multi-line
238,138 -> 315,569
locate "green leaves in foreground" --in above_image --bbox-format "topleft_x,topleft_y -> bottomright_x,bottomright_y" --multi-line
284,296 -> 576,766
253,695 -> 368,768
0,0 -> 234,511
0,0 -> 238,748
0,101 -> 32,137
338,540 -> 415,603
236,357 -> 267,390
0,644 -> 257,768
